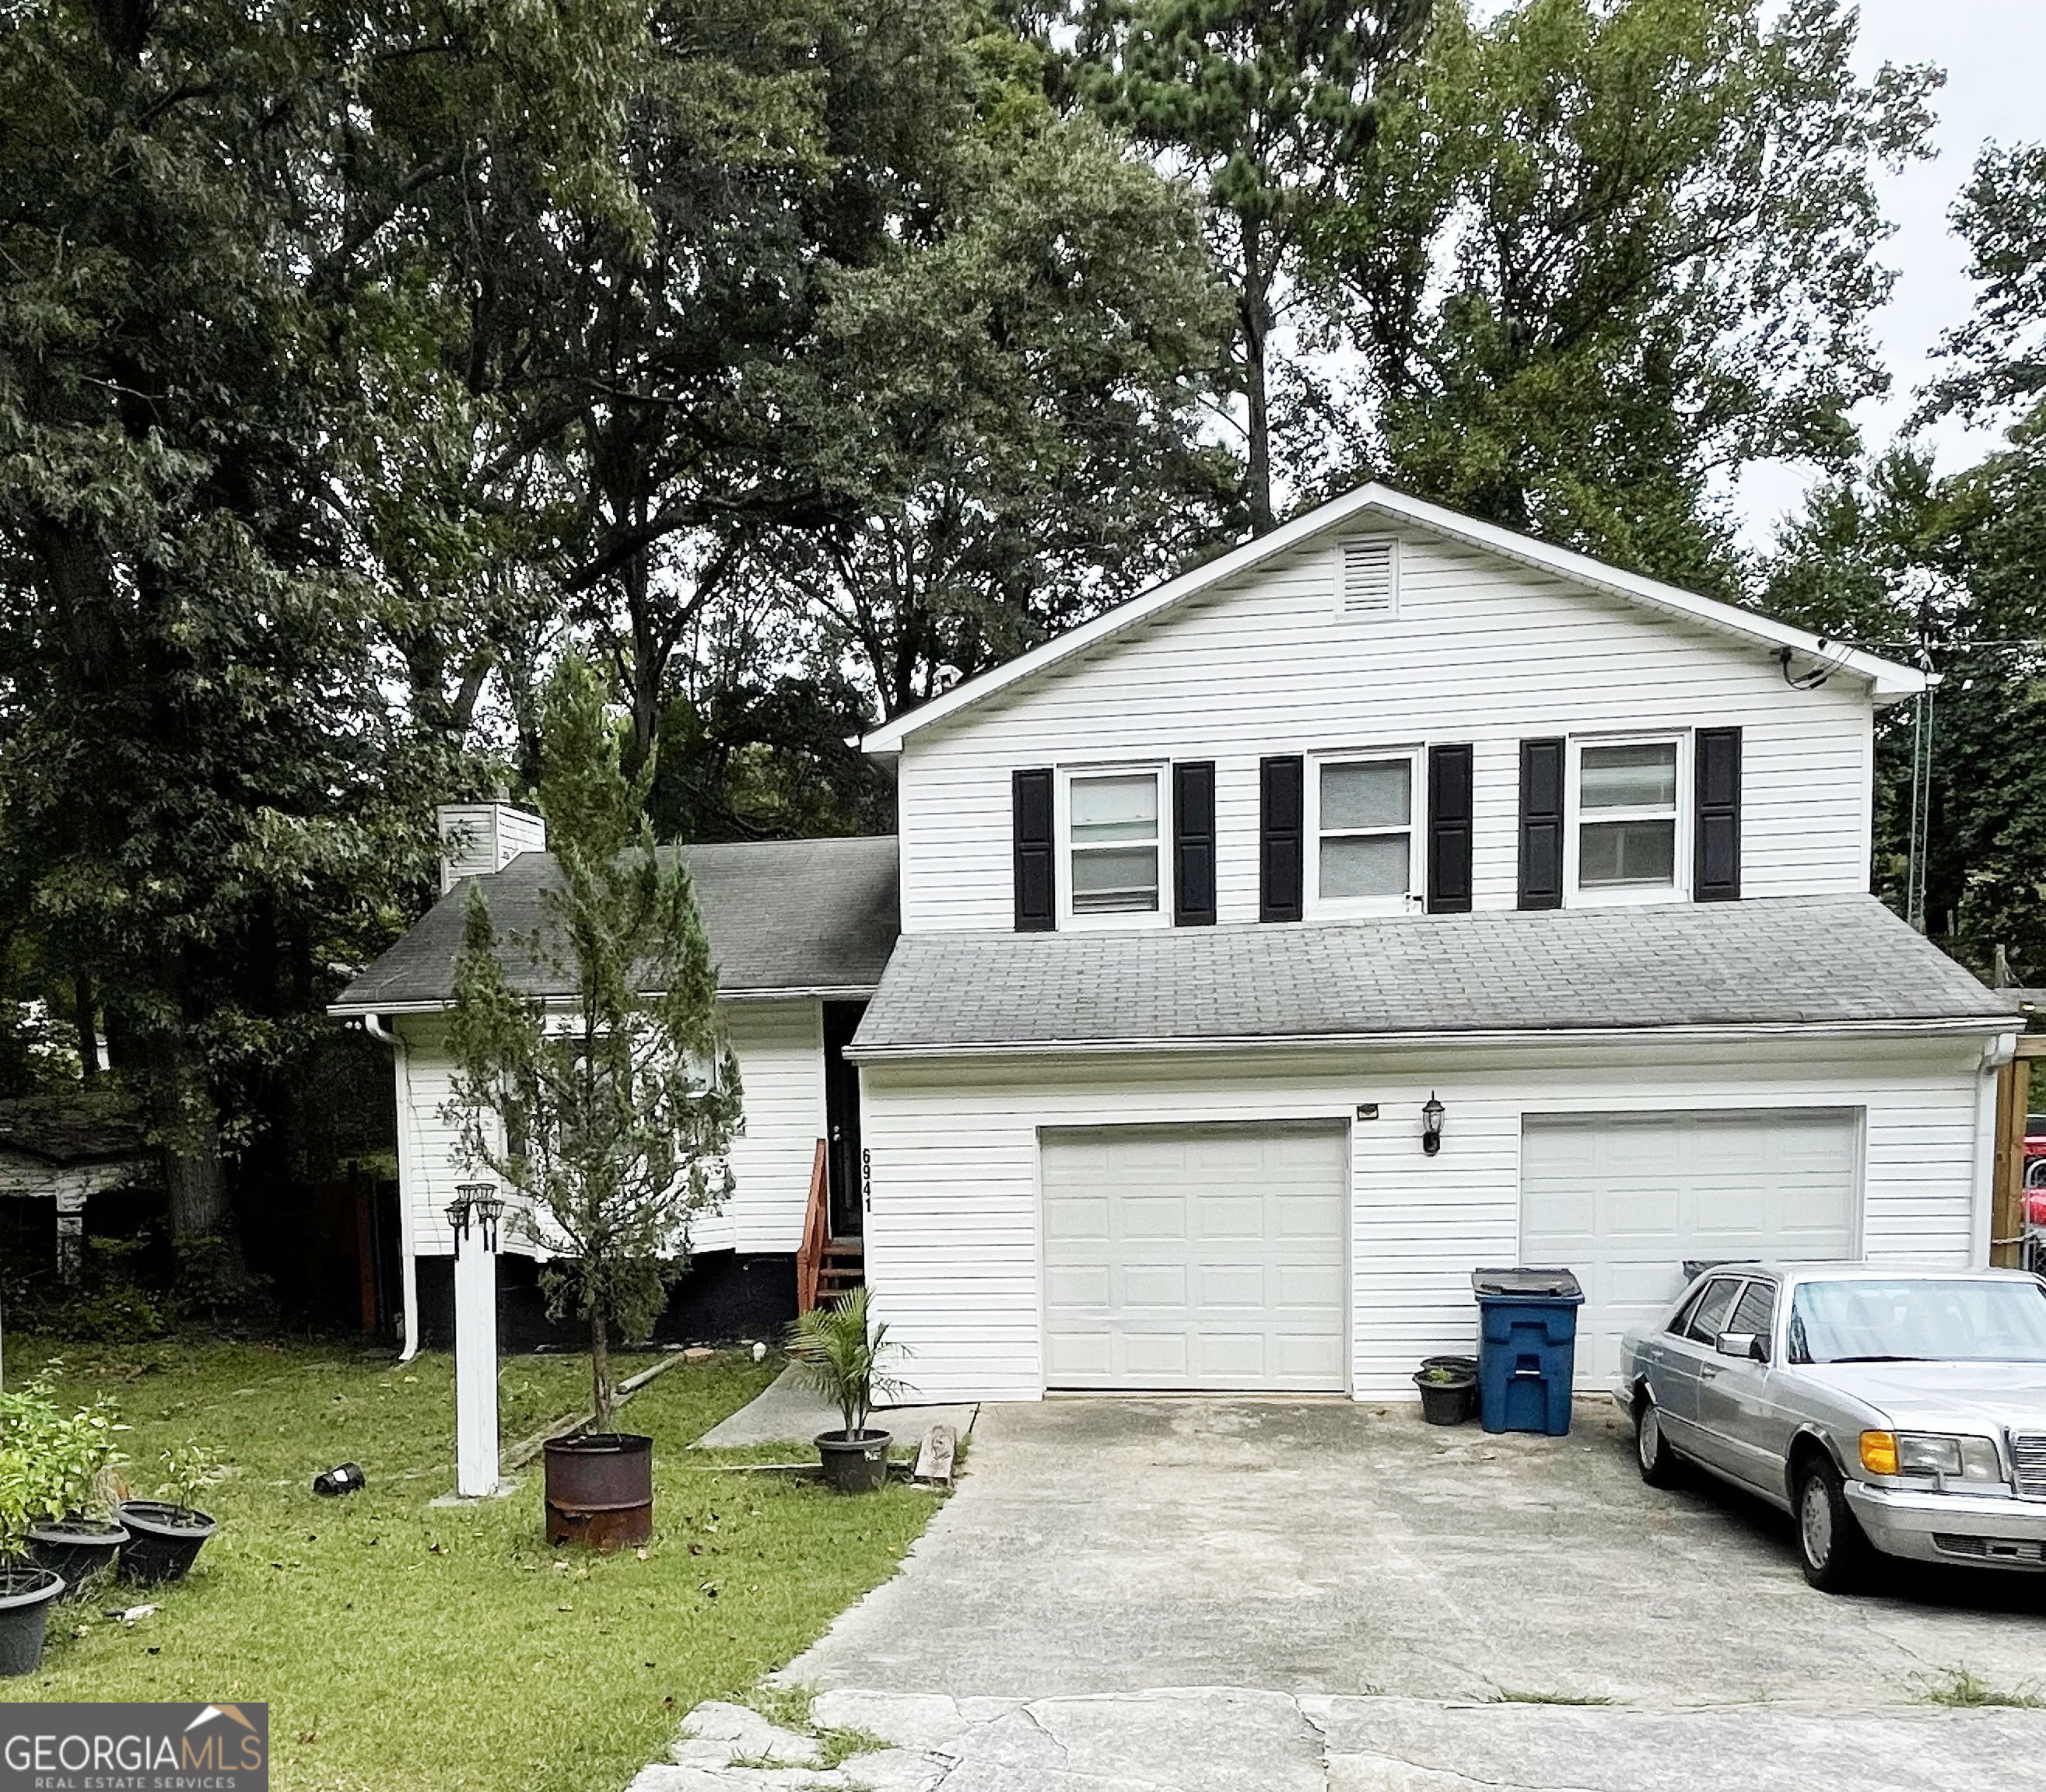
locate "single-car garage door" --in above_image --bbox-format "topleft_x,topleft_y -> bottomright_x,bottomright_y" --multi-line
1042,1122 -> 1347,1391
1522,1108 -> 1861,1387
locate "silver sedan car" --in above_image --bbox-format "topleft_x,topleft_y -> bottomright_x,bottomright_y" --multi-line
1614,1263 -> 2046,1591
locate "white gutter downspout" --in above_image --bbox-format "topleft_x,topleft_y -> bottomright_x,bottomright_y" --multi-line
1976,1031 -> 2019,1266
361,1013 -> 422,1363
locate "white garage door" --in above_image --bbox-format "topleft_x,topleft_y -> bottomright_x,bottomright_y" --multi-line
1042,1122 -> 1347,1391
1522,1109 -> 1861,1387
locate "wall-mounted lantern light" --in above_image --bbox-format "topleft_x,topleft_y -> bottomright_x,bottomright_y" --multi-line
1421,1093 -> 1445,1157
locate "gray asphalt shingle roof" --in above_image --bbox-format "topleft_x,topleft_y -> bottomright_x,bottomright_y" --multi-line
331,835 -> 899,1010
850,895 -> 2011,1055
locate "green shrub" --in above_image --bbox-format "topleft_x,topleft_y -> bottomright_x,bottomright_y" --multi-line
1,1236 -> 166,1342
0,1375 -> 124,1555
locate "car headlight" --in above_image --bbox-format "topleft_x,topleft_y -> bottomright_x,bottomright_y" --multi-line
1861,1430 -> 2003,1484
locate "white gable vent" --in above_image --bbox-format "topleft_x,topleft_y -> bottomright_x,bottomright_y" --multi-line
1338,535 -> 1399,617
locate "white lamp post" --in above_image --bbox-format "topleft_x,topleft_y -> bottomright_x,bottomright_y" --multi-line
449,1183 -> 503,1496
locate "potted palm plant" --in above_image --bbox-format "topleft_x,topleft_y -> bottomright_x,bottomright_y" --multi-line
787,1287 -> 907,1493
117,1442 -> 221,1587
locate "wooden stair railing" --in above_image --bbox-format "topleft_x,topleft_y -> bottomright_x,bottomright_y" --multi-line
796,1137 -> 829,1314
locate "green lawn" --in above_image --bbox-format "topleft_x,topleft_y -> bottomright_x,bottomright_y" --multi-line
0,1337 -> 941,1792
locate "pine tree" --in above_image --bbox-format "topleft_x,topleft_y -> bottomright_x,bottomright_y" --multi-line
446,657 -> 741,1430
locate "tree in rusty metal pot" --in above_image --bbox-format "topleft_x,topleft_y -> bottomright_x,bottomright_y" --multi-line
447,655 -> 742,1433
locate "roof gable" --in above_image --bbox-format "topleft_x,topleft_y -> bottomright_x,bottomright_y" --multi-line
862,485 -> 1926,754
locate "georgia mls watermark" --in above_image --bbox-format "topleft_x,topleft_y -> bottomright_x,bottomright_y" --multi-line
1,1703 -> 267,1791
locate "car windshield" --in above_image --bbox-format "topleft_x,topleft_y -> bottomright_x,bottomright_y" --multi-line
1787,1278 -> 2046,1365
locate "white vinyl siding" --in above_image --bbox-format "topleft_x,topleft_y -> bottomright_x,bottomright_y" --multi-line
391,999 -> 825,1261
1519,1109 -> 1862,1388
858,1036 -> 1987,1405
1042,1123 -> 1347,1391
893,527 -> 1875,933
720,1001 -> 829,1254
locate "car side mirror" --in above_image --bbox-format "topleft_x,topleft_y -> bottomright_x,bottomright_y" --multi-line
1716,1331 -> 1767,1363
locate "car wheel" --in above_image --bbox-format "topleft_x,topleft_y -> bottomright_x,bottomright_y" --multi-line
1634,1395 -> 1681,1488
1796,1457 -> 1873,1594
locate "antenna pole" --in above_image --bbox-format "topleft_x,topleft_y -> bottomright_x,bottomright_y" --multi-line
1904,663 -> 1934,934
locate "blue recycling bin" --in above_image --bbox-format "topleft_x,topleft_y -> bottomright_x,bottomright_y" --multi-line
1473,1268 -> 1584,1437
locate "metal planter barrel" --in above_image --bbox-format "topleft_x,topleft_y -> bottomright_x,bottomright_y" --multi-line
543,1433 -> 653,1549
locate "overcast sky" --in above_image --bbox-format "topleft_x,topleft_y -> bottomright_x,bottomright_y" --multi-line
1729,1 -> 2046,547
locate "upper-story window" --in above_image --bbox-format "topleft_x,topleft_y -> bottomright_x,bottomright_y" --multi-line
1061,766 -> 1165,926
1568,734 -> 1687,904
1310,750 -> 1423,917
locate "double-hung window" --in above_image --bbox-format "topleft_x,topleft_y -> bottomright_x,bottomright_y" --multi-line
1061,766 -> 1164,925
1570,735 -> 1685,903
1310,751 -> 1421,916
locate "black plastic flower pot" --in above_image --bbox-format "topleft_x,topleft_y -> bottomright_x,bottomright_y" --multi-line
0,1567 -> 65,1677
815,1429 -> 892,1493
1414,1371 -> 1478,1426
26,1518 -> 130,1597
544,1433 -> 653,1549
115,1501 -> 218,1587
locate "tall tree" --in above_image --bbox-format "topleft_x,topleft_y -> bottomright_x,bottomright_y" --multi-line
0,0 -> 642,1248
1310,0 -> 1937,593
773,93 -> 1239,718
1766,141 -> 2046,976
447,656 -> 741,1430
1072,0 -> 1431,534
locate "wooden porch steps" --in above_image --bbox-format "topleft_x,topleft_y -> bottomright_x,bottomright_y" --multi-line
797,1138 -> 867,1311
817,1237 -> 865,1296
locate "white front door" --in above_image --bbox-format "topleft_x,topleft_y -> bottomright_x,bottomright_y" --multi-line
1520,1109 -> 1860,1388
1041,1122 -> 1348,1391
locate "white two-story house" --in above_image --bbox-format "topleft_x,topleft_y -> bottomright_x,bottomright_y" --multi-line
333,484 -> 2016,1400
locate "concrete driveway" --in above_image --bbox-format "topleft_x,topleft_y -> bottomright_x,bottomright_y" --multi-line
794,1395 -> 2046,1704
636,1397 -> 2046,1790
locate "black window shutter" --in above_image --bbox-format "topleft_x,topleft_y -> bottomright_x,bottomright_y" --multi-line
1518,739 -> 1565,910
1260,755 -> 1305,922
1012,768 -> 1056,931
1695,727 -> 1743,901
1173,761 -> 1217,926
1428,744 -> 1474,914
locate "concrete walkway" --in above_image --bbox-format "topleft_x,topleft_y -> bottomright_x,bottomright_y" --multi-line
692,1364 -> 979,1450
632,1395 -> 2046,1790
